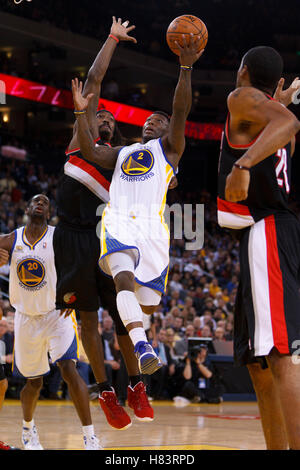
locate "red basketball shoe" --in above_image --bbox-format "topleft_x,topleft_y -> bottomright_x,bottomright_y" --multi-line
99,389 -> 132,430
127,381 -> 154,421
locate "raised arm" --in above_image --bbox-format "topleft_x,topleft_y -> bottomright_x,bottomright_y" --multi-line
161,35 -> 204,168
69,17 -> 136,147
225,87 -> 300,202
72,78 -> 120,169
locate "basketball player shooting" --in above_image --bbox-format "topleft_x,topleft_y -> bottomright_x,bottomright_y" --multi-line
217,46 -> 300,449
54,17 -> 155,431
71,34 -> 204,376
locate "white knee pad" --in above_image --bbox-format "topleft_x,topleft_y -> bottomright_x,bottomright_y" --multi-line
106,249 -> 136,279
116,290 -> 143,327
135,285 -> 161,306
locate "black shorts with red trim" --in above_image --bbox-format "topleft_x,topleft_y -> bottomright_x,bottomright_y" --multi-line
53,223 -> 128,334
234,212 -> 300,366
54,223 -> 101,311
0,363 -> 6,381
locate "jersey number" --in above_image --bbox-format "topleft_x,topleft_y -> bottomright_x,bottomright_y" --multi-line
275,149 -> 290,193
27,262 -> 38,271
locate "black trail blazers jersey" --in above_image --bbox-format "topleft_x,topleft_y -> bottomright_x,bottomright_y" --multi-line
217,113 -> 293,229
56,138 -> 113,227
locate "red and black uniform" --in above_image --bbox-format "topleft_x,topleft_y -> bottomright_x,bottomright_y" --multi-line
217,100 -> 300,366
54,139 -> 127,334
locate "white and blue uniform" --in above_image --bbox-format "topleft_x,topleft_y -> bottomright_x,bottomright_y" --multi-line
99,138 -> 175,295
10,225 -> 79,378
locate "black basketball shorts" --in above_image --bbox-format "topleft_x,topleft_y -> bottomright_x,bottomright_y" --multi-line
234,213 -> 300,366
53,223 -> 128,334
54,223 -> 104,311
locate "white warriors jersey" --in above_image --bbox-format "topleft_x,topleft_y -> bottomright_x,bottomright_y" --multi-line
108,138 -> 175,218
9,225 -> 56,316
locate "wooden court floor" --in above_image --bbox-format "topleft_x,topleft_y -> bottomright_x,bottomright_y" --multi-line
0,399 -> 265,450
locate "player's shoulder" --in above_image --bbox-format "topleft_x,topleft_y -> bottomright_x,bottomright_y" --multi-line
228,87 -> 268,107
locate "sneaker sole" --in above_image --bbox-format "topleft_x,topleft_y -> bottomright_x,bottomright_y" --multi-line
134,416 -> 154,422
139,355 -> 162,375
110,421 -> 132,431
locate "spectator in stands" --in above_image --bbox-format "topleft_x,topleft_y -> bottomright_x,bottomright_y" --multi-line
214,327 -> 226,341
174,324 -> 195,359
101,315 -> 114,343
173,345 -> 213,404
148,329 -> 176,400
200,325 -> 213,338
172,316 -> 185,340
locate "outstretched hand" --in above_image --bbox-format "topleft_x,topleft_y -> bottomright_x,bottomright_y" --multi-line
274,77 -> 300,107
175,34 -> 205,67
72,78 -> 94,112
110,16 -> 137,43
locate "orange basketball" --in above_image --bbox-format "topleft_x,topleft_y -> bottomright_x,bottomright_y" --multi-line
166,15 -> 208,56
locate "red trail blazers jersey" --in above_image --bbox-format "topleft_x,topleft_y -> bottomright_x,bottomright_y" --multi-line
217,112 -> 293,229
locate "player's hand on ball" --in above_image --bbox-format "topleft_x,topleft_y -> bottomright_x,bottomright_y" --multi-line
72,78 -> 94,112
175,34 -> 204,66
225,166 -> 250,202
0,249 -> 9,267
110,16 -> 137,43
274,77 -> 300,107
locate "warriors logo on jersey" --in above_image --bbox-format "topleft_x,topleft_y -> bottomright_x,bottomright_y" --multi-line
17,256 -> 46,290
120,149 -> 155,182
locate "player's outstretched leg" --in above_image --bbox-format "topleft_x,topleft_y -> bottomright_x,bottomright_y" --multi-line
80,311 -> 131,430
117,335 -> 153,421
267,348 -> 300,450
57,359 -> 102,450
247,362 -> 288,449
20,378 -> 44,450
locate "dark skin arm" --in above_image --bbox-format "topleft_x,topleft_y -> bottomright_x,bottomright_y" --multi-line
161,35 -> 204,168
0,233 -> 15,266
72,78 -> 120,169
69,17 -> 136,149
225,86 -> 300,202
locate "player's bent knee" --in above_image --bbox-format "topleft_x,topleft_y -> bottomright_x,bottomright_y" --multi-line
27,377 -> 43,390
114,271 -> 135,293
57,359 -> 76,379
140,305 -> 157,315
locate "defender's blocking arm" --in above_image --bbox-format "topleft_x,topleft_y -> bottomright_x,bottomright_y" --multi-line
82,17 -> 137,138
72,78 -> 120,169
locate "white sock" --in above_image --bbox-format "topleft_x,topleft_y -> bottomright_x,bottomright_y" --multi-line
23,419 -> 34,429
129,327 -> 148,347
116,290 -> 143,327
82,424 -> 95,438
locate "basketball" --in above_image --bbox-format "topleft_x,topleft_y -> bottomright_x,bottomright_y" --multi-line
166,15 -> 208,56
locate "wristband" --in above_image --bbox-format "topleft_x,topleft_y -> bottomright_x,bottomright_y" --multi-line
109,34 -> 119,43
233,163 -> 251,171
74,110 -> 86,115
180,65 -> 193,71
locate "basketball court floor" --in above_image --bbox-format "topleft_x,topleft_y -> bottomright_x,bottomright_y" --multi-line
1,399 -> 265,450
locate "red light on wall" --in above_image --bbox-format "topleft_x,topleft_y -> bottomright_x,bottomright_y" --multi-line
0,73 -> 223,141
